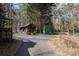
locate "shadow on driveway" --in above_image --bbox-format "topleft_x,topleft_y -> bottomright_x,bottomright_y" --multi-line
15,41 -> 36,56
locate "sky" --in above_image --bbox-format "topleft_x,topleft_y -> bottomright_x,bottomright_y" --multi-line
12,3 -> 20,10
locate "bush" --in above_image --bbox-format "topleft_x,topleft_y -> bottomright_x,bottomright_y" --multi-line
75,33 -> 79,36
26,31 -> 36,35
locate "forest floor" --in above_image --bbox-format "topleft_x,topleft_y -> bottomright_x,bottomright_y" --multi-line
0,39 -> 22,56
48,35 -> 79,56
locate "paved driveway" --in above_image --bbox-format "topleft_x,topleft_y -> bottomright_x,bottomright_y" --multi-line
13,33 -> 56,41
13,33 -> 58,56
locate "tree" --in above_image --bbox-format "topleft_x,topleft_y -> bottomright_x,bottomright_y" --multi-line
21,3 -> 56,33
51,3 -> 79,34
0,4 -> 5,18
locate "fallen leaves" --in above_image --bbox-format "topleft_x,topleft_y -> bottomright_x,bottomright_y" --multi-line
48,35 -> 79,56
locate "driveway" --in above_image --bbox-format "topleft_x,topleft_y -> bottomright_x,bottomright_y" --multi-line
13,33 -> 58,56
13,33 -> 57,42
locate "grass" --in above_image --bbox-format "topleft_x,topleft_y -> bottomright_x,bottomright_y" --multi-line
0,39 -> 22,56
48,35 -> 79,56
